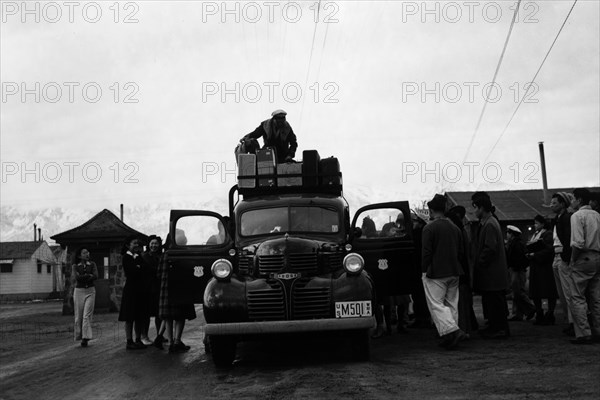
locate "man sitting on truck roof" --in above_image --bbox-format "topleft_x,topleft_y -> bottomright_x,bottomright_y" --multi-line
240,109 -> 298,162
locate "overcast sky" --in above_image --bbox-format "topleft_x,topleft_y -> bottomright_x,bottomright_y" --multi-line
1,0 -> 599,215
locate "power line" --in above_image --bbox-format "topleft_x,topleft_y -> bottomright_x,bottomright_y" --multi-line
299,0 -> 322,131
314,19 -> 330,84
482,0 -> 579,164
461,0 -> 522,165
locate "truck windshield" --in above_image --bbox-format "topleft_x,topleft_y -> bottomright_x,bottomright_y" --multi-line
240,206 -> 340,236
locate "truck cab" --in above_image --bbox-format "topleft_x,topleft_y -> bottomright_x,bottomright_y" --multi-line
164,151 -> 416,366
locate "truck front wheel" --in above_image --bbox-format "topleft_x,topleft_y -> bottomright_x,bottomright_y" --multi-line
210,336 -> 237,367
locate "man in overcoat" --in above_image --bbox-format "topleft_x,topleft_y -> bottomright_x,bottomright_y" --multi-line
471,192 -> 510,339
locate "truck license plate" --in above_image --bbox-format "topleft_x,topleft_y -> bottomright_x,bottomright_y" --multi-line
335,301 -> 372,318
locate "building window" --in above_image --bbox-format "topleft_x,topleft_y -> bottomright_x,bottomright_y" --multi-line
37,262 -> 42,273
0,263 -> 13,273
47,264 -> 52,273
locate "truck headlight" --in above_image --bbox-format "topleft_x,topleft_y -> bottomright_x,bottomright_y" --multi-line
343,253 -> 364,275
211,259 -> 233,280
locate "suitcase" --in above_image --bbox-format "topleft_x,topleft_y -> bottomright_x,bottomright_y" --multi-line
237,153 -> 256,188
319,157 -> 341,187
302,150 -> 320,187
277,162 -> 303,187
256,148 -> 276,187
256,148 -> 276,169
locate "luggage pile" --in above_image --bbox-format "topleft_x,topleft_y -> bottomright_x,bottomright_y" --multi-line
237,149 -> 342,196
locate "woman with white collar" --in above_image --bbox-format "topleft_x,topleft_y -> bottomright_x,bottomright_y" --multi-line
118,236 -> 149,350
72,247 -> 98,347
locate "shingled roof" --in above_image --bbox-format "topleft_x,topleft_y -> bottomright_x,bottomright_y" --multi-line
446,187 -> 599,223
0,241 -> 44,260
50,209 -> 147,244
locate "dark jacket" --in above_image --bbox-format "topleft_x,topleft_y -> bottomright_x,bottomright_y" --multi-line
141,251 -> 161,294
506,238 -> 528,271
422,218 -> 464,279
122,252 -> 145,289
244,118 -> 298,161
554,211 -> 572,262
473,215 -> 510,292
71,261 -> 99,289
118,252 -> 149,321
527,229 -> 558,299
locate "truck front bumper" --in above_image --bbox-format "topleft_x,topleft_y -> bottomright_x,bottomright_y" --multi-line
205,316 -> 375,336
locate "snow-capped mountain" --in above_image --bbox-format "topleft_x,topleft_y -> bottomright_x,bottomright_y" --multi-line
1,187 -> 433,243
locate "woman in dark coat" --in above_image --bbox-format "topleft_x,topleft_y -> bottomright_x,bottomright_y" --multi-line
526,215 -> 558,325
118,236 -> 149,350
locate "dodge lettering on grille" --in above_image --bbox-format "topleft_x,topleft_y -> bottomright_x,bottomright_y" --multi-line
274,272 -> 300,280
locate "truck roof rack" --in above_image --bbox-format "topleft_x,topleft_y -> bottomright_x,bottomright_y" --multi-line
236,149 -> 343,198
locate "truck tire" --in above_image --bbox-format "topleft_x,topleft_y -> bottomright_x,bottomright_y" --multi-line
210,336 -> 236,367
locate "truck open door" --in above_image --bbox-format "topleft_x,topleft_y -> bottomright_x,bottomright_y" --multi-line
165,210 -> 234,305
350,201 -> 417,296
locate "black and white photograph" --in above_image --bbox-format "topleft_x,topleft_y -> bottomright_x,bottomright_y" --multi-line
1,1 -> 599,399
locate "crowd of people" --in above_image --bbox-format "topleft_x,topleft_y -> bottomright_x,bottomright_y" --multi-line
370,188 -> 599,350
71,234 -> 197,353
70,186 -> 599,353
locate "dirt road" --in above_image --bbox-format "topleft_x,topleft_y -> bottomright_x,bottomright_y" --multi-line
1,300 -> 599,400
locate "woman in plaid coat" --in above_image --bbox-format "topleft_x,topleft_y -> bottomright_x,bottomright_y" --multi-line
157,232 -> 196,353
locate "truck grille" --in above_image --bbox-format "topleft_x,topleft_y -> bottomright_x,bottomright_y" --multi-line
257,255 -> 284,274
292,280 -> 331,319
238,256 -> 251,274
325,252 -> 343,270
247,282 -> 285,321
258,253 -> 319,275
290,253 -> 318,274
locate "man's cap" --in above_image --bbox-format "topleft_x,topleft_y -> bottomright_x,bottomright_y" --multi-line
271,109 -> 287,117
555,192 -> 572,206
507,225 -> 522,235
427,194 -> 447,212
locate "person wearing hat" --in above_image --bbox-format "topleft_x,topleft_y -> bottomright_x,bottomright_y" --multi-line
240,109 -> 298,162
421,194 -> 466,349
471,191 -> 510,339
505,225 -> 536,322
549,192 -> 574,335
526,215 -> 558,325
